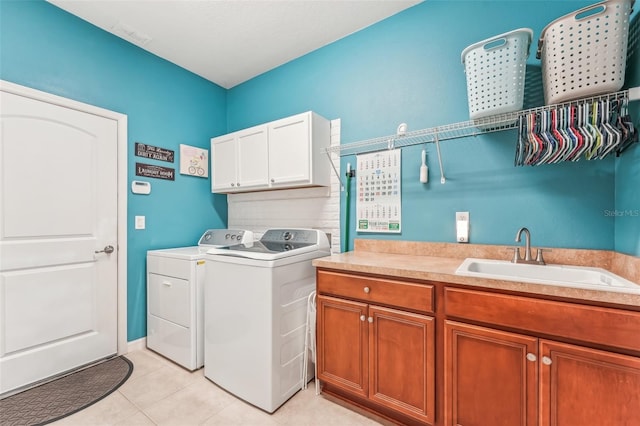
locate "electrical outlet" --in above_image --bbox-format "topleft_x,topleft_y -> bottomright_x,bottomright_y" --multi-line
456,212 -> 469,222
456,211 -> 469,243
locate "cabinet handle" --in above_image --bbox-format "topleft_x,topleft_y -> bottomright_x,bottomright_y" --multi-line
271,178 -> 275,183
237,182 -> 240,187
542,356 -> 552,365
367,317 -> 373,323
526,353 -> 537,362
231,183 -> 235,187
360,315 -> 366,321
363,287 -> 370,294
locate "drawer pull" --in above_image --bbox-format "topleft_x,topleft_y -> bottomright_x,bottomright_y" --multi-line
542,356 -> 552,365
162,281 -> 172,287
363,287 -> 370,294
360,315 -> 366,321
368,317 -> 374,323
526,353 -> 537,362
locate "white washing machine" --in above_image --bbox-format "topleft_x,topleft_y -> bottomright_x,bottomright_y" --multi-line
204,229 -> 330,413
146,229 -> 253,370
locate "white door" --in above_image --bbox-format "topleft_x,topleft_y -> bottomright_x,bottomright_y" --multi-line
0,90 -> 118,394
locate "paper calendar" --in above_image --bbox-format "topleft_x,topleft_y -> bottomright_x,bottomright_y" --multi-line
356,150 -> 401,233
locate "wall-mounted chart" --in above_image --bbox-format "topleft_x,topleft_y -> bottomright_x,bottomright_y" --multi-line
356,150 -> 401,233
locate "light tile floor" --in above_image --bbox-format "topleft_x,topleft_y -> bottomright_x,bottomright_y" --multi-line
53,349 -> 385,426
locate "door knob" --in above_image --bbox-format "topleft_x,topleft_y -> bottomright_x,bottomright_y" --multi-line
95,245 -> 115,254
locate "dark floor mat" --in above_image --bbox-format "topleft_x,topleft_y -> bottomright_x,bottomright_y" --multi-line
0,356 -> 133,426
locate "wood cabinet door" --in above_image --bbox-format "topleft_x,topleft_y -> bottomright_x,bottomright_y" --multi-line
317,295 -> 368,398
267,112 -> 310,187
236,125 -> 268,190
444,321 -> 538,426
369,306 -> 435,425
539,340 -> 640,426
211,133 -> 237,192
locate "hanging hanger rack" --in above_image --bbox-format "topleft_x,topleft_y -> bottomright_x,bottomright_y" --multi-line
324,87 -> 640,188
325,88 -> 638,158
324,87 -> 639,187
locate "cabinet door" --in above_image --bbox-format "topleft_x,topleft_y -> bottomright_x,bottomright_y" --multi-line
539,340 -> 640,426
211,134 -> 237,192
444,321 -> 538,426
236,126 -> 268,190
369,306 -> 435,425
317,295 -> 368,398
268,113 -> 310,187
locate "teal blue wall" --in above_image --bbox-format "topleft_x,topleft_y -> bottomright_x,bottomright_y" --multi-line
0,0 -> 229,341
228,0 -> 638,253
615,12 -> 640,256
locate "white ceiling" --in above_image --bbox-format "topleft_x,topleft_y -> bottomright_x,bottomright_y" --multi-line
47,0 -> 421,89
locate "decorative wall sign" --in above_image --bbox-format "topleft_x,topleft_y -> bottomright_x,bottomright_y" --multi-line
135,142 -> 175,163
135,162 -> 175,181
179,144 -> 209,178
356,150 -> 402,233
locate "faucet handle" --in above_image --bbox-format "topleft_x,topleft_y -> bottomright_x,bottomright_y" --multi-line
510,247 -> 522,263
535,248 -> 550,265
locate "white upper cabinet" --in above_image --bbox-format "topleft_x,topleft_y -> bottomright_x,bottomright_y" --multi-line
211,111 -> 330,193
211,133 -> 237,192
236,126 -> 269,190
211,124 -> 268,192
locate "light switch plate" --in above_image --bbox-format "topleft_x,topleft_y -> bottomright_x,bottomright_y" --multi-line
135,215 -> 145,230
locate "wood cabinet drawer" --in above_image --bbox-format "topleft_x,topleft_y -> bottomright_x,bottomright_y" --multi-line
317,270 -> 433,314
444,287 -> 640,353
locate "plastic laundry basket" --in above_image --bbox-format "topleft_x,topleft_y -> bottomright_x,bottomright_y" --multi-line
536,0 -> 634,105
462,28 -> 533,120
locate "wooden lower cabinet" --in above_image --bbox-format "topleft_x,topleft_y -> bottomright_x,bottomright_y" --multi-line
316,295 -> 369,397
445,321 -> 640,426
540,340 -> 640,426
316,271 -> 640,425
317,295 -> 435,425
444,321 -> 538,426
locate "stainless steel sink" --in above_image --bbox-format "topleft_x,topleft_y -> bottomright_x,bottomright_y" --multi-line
455,258 -> 640,294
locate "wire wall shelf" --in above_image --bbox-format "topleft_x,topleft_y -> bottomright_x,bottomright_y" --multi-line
325,88 -> 638,158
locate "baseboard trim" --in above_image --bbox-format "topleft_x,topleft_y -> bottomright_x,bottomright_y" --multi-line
126,337 -> 147,353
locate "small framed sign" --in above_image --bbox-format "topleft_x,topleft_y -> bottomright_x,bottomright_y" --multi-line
135,162 -> 175,181
179,144 -> 209,178
135,142 -> 175,163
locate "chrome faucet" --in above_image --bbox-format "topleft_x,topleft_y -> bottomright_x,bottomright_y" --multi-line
512,227 -> 546,265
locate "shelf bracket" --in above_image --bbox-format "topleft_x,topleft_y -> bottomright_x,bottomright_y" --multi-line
325,150 -> 345,191
434,131 -> 446,184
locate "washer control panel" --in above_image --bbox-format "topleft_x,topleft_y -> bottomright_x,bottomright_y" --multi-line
198,229 -> 253,247
261,229 -> 321,244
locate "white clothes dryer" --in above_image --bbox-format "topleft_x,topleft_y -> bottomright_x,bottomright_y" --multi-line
146,229 -> 253,370
204,229 -> 330,412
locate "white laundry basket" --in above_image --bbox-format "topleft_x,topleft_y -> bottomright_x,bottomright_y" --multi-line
536,0 -> 634,105
462,28 -> 533,120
